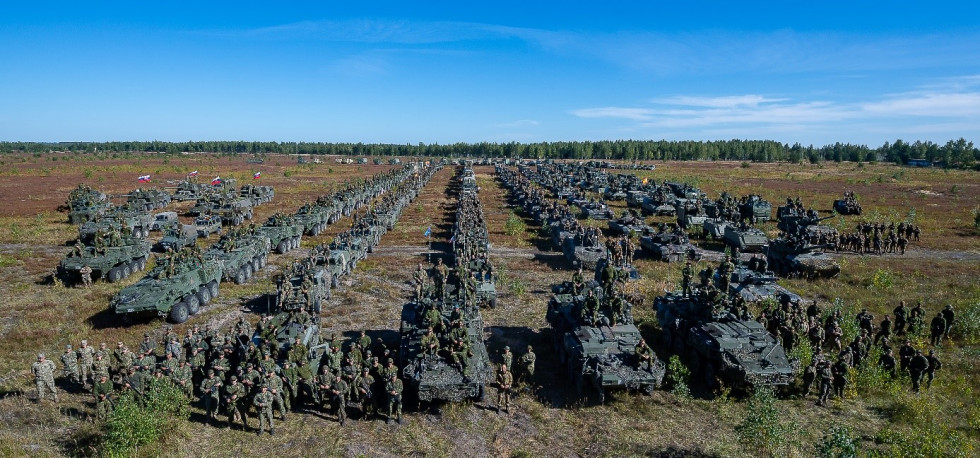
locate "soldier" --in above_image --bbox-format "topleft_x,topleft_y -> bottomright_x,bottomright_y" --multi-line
929,312 -> 946,346
330,374 -> 349,425
32,353 -> 59,402
78,340 -> 95,389
634,339 -> 654,371
94,391 -> 113,422
201,370 -> 222,422
909,350 -> 929,392
941,305 -> 955,341
816,360 -> 833,406
421,327 -> 440,357
385,373 -> 403,425
925,350 -> 942,389
681,261 -> 693,297
138,333 -> 155,356
874,315 -> 892,345
92,373 -> 113,401
519,346 -> 536,384
899,340 -> 916,374
253,385 -> 275,435
413,263 -> 428,302
501,346 -> 513,371
878,348 -> 897,378
571,267 -> 585,296
61,344 -> 80,385
79,265 -> 93,287
801,359 -> 817,397
92,352 -> 110,380
224,376 -> 249,430
358,330 -> 372,354
496,364 -> 513,414
432,258 -> 447,299
172,360 -> 193,398
893,301 -> 908,335
355,367 -> 375,420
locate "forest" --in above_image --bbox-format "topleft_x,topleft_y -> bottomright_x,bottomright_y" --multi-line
1,138 -> 977,169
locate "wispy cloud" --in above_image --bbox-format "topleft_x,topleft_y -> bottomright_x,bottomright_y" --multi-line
495,119 -> 540,128
570,107 -> 654,121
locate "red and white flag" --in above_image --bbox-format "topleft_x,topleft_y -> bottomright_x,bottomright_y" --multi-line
253,171 -> 261,179
211,176 -> 223,185
137,174 -> 151,183
188,170 -> 199,177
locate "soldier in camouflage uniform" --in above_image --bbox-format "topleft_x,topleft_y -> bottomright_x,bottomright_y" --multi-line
496,364 -> 513,414
77,340 -> 95,389
330,374 -> 349,425
201,370 -> 222,422
224,376 -> 249,430
61,344 -> 80,385
385,373 -> 403,425
355,367 -> 375,420
79,265 -> 93,287
32,353 -> 59,402
253,385 -> 275,435
519,346 -> 536,385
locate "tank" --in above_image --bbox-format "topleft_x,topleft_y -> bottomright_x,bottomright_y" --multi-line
547,284 -> 665,402
398,299 -> 493,402
777,211 -> 839,244
205,230 -> 271,284
766,238 -> 841,279
654,292 -> 796,388
723,225 -> 769,253
639,229 -> 696,263
111,248 -> 223,324
79,206 -> 154,240
59,236 -> 151,284
156,224 -> 200,252
715,264 -> 802,304
256,213 -> 304,254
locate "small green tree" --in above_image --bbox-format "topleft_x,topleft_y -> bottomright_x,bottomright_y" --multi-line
101,378 -> 187,457
736,386 -> 791,455
815,425 -> 858,458
666,355 -> 691,399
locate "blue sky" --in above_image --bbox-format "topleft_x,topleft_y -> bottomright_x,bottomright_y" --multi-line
1,1 -> 979,146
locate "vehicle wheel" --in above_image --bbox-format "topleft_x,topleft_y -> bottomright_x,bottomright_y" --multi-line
235,268 -> 248,284
197,287 -> 212,305
138,257 -> 147,271
277,241 -> 288,254
331,276 -> 340,289
186,293 -> 201,315
122,263 -> 132,279
208,280 -> 219,298
107,267 -> 123,283
245,263 -> 254,279
169,301 -> 189,323
293,237 -> 300,250
252,258 -> 261,272
476,384 -> 486,402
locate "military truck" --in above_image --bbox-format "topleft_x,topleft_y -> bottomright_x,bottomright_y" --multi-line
59,236 -> 151,284
111,250 -> 223,324
654,291 -> 796,388
399,299 -> 493,403
205,231 -> 271,284
194,215 -> 222,237
766,238 -> 840,279
723,225 -> 769,253
156,224 -> 200,252
256,213 -> 304,254
213,198 -> 254,226
547,283 -> 665,402
79,207 -> 154,240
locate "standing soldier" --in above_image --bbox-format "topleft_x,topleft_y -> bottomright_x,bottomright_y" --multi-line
61,344 -> 80,386
224,376 -> 249,430
929,312 -> 946,346
800,359 -> 817,397
79,265 -> 93,287
874,315 -> 892,345
893,301 -> 908,335
941,305 -> 955,341
330,374 -> 349,426
501,346 -> 513,372
253,385 -> 275,436
78,340 -> 95,389
386,373 -> 403,425
681,261 -> 693,297
519,346 -> 536,385
413,263 -> 428,302
909,350 -> 929,393
201,370 -> 222,422
496,364 -> 513,414
816,360 -> 833,406
832,359 -> 849,399
925,350 -> 942,389
356,367 -> 375,420
32,353 -> 59,403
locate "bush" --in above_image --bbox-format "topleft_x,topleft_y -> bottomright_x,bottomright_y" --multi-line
787,339 -> 814,376
666,355 -> 691,399
952,301 -> 980,345
741,161 -> 751,168
815,425 -> 858,458
504,211 -> 526,237
973,207 -> 980,233
735,386 -> 793,455
101,379 -> 187,457
868,269 -> 894,289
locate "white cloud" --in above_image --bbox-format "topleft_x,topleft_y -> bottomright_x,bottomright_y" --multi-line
653,95 -> 788,108
569,107 -> 654,121
861,92 -> 980,117
495,119 -> 540,128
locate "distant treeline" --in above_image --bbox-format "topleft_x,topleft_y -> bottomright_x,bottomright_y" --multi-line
2,138 -> 977,168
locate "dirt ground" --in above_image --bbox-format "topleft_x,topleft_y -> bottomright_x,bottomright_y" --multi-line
0,154 -> 978,457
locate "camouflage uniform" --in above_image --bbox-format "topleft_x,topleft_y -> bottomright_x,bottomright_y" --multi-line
61,345 -> 80,385
496,365 -> 513,414
32,354 -> 58,402
253,386 -> 275,435
386,374 -> 403,424
77,341 -> 95,388
201,371 -> 223,421
224,377 -> 249,429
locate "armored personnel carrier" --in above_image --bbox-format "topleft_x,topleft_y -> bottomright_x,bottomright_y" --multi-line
205,230 -> 271,284
256,213 -> 304,254
274,262 -> 331,314
654,291 -> 796,388
547,283 -> 665,402
156,224 -> 199,252
702,218 -> 730,240
766,237 -> 840,279
399,299 -> 493,403
111,248 -> 222,323
65,185 -> 111,224
676,199 -> 710,228
777,212 -> 838,244
59,235 -> 151,284
579,201 -> 614,220
639,228 -> 696,263
562,237 -> 606,270
738,195 -> 772,222
126,188 -> 172,211
641,194 -> 677,216
79,206 -> 154,240
722,224 -> 769,253
714,263 -> 802,304
213,198 -> 254,226
293,200 -> 337,236
607,210 -> 652,236
625,190 -> 648,208
833,191 -> 862,215
240,184 -> 275,206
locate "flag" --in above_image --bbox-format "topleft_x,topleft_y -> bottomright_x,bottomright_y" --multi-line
424,226 -> 432,237
253,171 -> 261,179
188,170 -> 199,177
137,174 -> 151,183
449,234 -> 456,244
211,176 -> 222,185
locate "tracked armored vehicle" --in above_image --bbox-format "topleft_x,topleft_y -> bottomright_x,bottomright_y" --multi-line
766,238 -> 840,279
641,194 -> 677,216
580,201 -> 614,220
205,230 -> 271,284
256,213 -> 304,254
738,195 -> 772,222
676,199 -> 710,228
59,236 -> 151,284
562,237 -> 606,270
639,229 -> 696,263
607,211 -> 652,236
715,263 -> 802,304
833,192 -> 862,215
547,283 -> 665,402
111,249 -> 222,323
399,298 -> 493,403
654,291 -> 796,388
777,208 -> 838,244
723,224 -> 769,253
